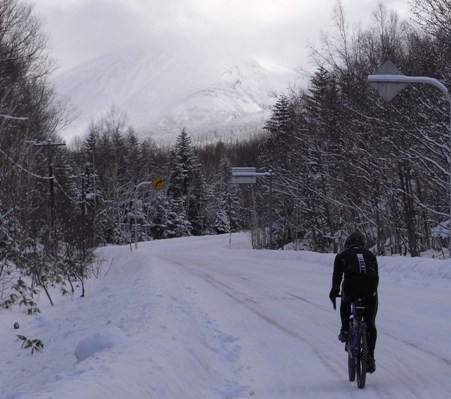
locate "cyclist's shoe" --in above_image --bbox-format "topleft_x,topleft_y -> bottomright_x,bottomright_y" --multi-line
367,357 -> 376,373
338,329 -> 349,342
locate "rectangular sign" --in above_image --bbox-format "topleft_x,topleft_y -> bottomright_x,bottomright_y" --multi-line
231,167 -> 257,184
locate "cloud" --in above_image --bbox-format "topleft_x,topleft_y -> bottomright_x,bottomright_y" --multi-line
32,0 -> 412,74
35,0 -> 145,69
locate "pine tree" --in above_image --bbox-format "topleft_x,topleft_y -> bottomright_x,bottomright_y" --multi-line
210,155 -> 241,234
167,129 -> 208,235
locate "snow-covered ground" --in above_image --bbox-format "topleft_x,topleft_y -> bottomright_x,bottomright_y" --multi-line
1,232 -> 451,398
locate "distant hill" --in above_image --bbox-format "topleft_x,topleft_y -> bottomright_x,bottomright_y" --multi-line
53,43 -> 296,144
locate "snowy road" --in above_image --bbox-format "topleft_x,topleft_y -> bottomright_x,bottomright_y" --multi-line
149,234 -> 451,398
2,233 -> 451,398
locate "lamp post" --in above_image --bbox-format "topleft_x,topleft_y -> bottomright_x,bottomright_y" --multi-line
134,181 -> 152,249
231,168 -> 274,248
368,62 -> 451,257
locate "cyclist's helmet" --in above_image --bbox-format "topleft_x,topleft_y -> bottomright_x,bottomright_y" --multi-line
345,231 -> 365,248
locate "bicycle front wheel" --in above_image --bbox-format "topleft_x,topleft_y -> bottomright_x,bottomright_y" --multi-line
347,321 -> 356,382
348,346 -> 356,382
356,323 -> 368,389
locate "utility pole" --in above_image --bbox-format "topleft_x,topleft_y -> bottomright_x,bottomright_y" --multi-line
32,140 -> 66,238
231,167 -> 274,248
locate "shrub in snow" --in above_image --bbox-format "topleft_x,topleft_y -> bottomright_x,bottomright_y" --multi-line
17,335 -> 44,355
74,326 -> 126,362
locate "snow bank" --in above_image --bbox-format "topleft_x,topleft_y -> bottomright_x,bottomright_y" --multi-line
74,326 -> 127,362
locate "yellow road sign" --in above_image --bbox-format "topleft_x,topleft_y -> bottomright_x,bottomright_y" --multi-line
151,176 -> 166,190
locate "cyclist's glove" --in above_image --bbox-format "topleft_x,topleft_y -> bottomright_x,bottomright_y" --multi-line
329,288 -> 339,310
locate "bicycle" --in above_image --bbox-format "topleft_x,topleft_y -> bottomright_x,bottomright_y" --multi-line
345,297 -> 369,389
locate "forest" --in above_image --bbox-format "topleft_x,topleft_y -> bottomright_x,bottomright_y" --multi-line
1,0 -> 451,309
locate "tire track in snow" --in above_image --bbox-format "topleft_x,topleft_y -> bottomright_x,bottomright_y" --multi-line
178,266 -> 343,379
382,330 -> 451,366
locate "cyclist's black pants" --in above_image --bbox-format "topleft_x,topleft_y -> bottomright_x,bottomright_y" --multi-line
340,276 -> 379,358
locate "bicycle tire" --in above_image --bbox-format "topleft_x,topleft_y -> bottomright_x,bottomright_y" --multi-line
356,323 -> 368,389
348,346 -> 356,381
347,321 -> 356,382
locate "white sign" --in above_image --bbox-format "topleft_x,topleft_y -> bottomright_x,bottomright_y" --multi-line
231,167 -> 257,184
369,60 -> 408,102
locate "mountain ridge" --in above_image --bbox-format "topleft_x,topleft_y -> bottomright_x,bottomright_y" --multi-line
54,44 -> 297,144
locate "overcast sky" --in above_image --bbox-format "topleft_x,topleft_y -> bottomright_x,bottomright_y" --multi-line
30,0 -> 412,75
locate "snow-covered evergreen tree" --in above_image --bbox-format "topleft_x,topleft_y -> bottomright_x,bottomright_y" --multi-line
167,129 -> 208,235
210,155 -> 241,234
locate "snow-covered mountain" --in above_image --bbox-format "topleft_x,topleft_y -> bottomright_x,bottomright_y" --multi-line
54,42 -> 297,144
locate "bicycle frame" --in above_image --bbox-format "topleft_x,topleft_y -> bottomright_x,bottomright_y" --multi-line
350,299 -> 365,352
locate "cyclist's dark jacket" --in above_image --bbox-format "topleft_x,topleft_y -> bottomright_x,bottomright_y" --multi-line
332,245 -> 379,302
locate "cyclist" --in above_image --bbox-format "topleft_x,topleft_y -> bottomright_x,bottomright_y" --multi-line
329,231 -> 379,373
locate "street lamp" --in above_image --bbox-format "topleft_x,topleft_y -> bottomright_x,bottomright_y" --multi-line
231,168 -> 274,248
368,61 -> 451,257
134,181 -> 154,249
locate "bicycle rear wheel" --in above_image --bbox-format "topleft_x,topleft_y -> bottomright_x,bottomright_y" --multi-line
356,323 -> 368,389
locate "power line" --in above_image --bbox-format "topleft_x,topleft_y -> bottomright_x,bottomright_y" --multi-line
0,142 -> 83,204
0,146 -> 50,180
0,114 -> 28,121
